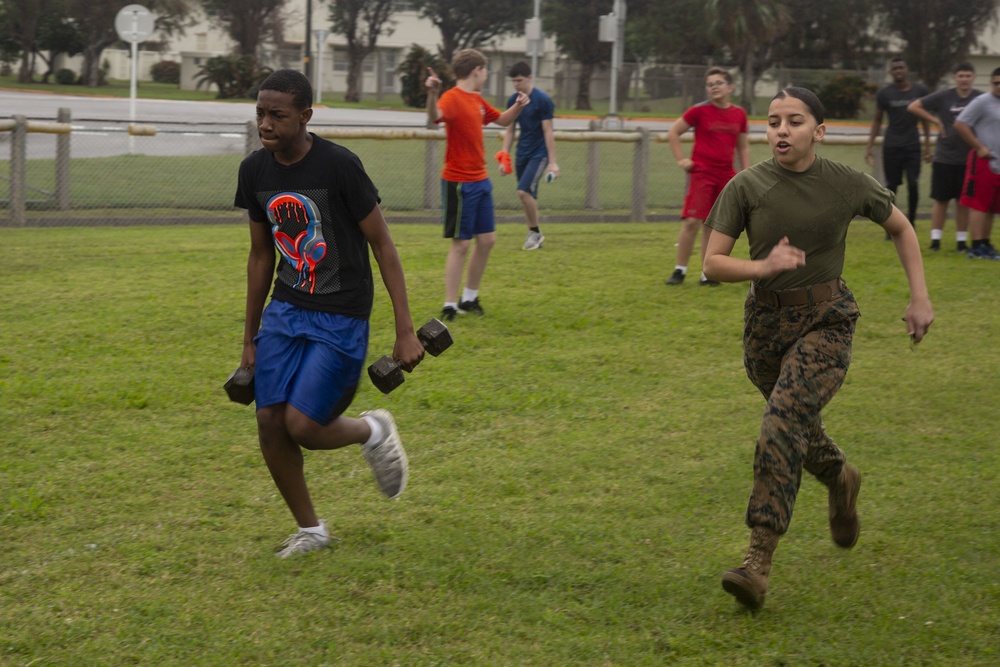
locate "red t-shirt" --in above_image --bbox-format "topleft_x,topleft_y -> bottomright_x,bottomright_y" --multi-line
436,87 -> 501,182
683,101 -> 748,171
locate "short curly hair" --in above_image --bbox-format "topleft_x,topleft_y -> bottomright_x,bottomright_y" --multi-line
259,69 -> 313,111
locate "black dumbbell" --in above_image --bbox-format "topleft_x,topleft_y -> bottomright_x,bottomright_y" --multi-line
224,367 -> 255,405
368,318 -> 453,394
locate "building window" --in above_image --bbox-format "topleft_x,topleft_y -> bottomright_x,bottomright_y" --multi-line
333,49 -> 374,73
195,32 -> 207,51
383,51 -> 398,92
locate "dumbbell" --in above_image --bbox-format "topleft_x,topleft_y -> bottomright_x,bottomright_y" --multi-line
224,367 -> 255,405
368,318 -> 453,394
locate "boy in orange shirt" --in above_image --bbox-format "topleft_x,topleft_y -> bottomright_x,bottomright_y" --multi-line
425,49 -> 529,320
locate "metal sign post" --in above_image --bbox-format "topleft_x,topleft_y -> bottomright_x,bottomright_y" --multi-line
599,0 -> 626,129
115,4 -> 154,152
526,0 -> 542,75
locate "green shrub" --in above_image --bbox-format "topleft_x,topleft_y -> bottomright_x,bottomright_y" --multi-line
816,73 -> 877,119
150,60 -> 180,84
195,55 -> 271,99
397,44 -> 450,109
54,68 -> 76,85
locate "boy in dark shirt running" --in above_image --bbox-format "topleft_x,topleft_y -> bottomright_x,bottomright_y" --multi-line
234,69 -> 426,558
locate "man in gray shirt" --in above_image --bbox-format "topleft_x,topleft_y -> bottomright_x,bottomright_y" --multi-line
866,57 -> 930,231
953,66 -> 1000,260
908,62 -> 983,251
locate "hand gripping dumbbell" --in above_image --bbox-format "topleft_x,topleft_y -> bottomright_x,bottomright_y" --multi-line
224,367 -> 255,405
368,318 -> 453,394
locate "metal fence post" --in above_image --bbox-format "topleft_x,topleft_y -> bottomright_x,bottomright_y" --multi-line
245,120 -> 262,155
585,120 -> 600,210
631,126 -> 649,222
56,108 -> 71,210
11,115 -> 26,227
423,138 -> 438,209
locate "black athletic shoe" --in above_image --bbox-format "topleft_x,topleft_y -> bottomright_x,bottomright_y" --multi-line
957,241 -> 969,253
458,298 -> 484,316
665,269 -> 685,286
441,306 -> 458,322
929,239 -> 941,251
700,278 -> 720,287
981,242 -> 1000,260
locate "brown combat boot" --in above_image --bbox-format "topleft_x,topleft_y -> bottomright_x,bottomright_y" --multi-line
828,464 -> 861,548
721,526 -> 780,610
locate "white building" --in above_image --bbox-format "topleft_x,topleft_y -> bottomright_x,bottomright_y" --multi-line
98,0 -> 560,105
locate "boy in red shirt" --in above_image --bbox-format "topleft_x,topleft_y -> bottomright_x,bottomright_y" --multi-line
666,67 -> 750,287
425,49 -> 529,320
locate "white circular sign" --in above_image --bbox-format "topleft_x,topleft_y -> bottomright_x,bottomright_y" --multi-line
115,4 -> 154,43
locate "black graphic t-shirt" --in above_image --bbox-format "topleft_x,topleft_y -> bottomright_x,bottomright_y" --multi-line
234,134 -> 380,319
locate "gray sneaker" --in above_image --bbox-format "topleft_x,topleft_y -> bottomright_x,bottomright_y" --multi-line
523,231 -> 544,250
360,409 -> 409,498
275,520 -> 335,558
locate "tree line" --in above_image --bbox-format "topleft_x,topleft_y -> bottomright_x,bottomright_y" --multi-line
2,0 -> 998,111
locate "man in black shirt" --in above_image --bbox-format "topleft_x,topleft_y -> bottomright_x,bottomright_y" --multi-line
865,57 -> 931,230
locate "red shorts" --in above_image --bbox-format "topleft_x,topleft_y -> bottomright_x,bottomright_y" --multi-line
959,153 -> 1000,214
682,166 -> 736,220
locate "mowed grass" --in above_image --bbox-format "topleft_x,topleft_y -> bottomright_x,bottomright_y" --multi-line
0,221 -> 997,666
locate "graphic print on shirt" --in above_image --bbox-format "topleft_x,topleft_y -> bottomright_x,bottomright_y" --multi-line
266,192 -> 327,294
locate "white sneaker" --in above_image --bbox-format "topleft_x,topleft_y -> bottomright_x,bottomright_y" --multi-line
522,231 -> 544,250
275,520 -> 335,558
360,409 -> 409,498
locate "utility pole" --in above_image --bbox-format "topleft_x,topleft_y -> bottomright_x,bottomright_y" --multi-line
304,0 -> 313,83
528,0 -> 542,75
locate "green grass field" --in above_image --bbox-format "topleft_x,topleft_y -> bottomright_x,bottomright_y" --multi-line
1,221 -> 997,666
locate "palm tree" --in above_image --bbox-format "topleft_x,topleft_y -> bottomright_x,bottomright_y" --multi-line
705,0 -> 791,113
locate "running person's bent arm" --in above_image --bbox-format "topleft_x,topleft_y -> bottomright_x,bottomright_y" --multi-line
954,120 -> 991,159
542,118 -> 559,178
865,107 -> 884,165
242,216 -> 276,369
737,132 -> 750,171
703,233 -> 806,284
667,118 -> 693,171
495,91 -> 529,127
425,67 -> 442,125
907,99 -> 941,134
501,122 -> 515,156
881,205 -> 934,343
360,205 -> 424,371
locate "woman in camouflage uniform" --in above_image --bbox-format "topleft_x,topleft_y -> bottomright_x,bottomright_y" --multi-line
703,87 -> 935,610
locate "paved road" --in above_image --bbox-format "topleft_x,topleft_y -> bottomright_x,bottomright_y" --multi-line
1,89 -> 566,127
2,89 -> 868,159
1,88 -> 870,131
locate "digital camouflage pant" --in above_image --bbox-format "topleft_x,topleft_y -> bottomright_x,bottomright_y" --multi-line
742,285 -> 860,535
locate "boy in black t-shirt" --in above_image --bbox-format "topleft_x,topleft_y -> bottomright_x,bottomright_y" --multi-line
233,69 -> 426,558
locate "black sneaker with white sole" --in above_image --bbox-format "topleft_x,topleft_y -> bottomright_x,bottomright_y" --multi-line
458,298 -> 484,316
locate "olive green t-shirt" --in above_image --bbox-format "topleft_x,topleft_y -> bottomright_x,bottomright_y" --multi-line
705,155 -> 895,291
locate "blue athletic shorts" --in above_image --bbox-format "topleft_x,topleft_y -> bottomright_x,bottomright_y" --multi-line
442,178 -> 495,240
253,299 -> 369,424
516,155 -> 549,199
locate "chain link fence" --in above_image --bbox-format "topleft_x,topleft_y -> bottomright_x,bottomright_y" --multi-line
2,109 -> 913,228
